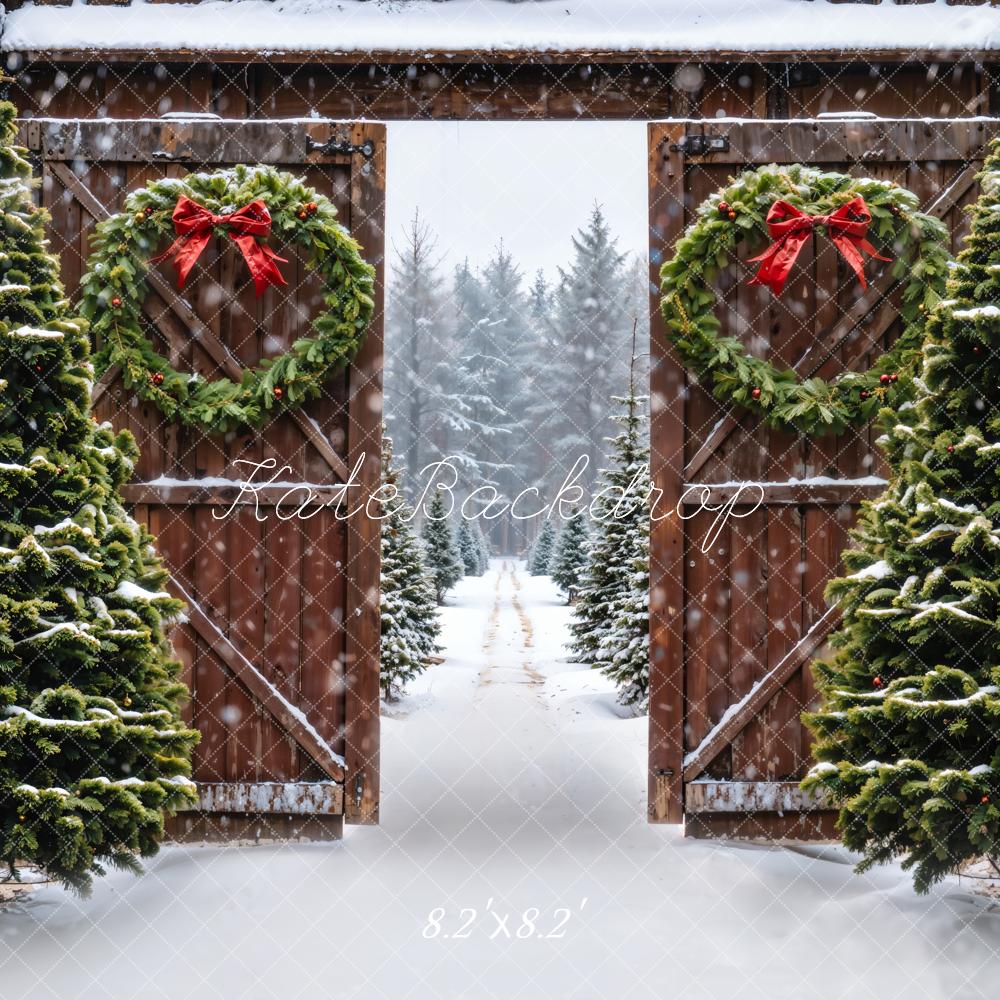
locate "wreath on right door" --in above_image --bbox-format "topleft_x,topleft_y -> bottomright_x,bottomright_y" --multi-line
659,163 -> 951,437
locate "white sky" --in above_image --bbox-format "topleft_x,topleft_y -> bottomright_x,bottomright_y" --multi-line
385,121 -> 648,282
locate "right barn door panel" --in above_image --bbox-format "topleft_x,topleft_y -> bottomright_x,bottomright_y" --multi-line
646,117 -> 998,836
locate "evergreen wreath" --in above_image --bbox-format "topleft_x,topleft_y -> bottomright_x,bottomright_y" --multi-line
80,164 -> 375,434
659,164 -> 951,437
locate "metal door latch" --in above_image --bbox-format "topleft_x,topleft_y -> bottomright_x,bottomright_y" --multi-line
306,135 -> 376,159
670,134 -> 730,157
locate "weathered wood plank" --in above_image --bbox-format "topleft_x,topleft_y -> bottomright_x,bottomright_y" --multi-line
343,122 -> 384,825
684,810 -> 839,840
11,47 -> 1000,67
679,117 -> 998,165
685,781 -> 833,813
185,781 -> 344,816
120,482 -> 347,508
30,117 -> 376,165
647,122 -> 688,823
679,480 -> 886,505
167,812 -> 344,843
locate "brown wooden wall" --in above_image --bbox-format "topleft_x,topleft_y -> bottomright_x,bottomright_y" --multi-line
7,56 -> 997,123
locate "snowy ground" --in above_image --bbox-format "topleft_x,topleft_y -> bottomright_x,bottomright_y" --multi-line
2,561 -> 999,1000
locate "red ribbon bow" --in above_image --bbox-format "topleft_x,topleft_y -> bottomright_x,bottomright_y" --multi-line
152,197 -> 288,297
747,196 -> 890,296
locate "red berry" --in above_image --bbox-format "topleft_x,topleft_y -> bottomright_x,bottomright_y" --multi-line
307,201 -> 318,214
983,795 -> 990,805
947,445 -> 955,454
879,373 -> 891,385
718,201 -> 730,215
111,296 -> 122,308
34,363 -> 43,373
873,676 -> 883,688
751,387 -> 761,400
728,210 -> 736,221
889,373 -> 898,383
860,390 -> 870,400
144,206 -> 154,216
150,371 -> 164,386
273,386 -> 283,400
973,346 -> 982,355
298,209 -> 308,220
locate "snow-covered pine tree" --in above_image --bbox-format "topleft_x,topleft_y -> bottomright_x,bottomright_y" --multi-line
549,509 -> 590,602
420,489 -> 464,603
521,270 -> 557,496
380,437 -> 440,700
803,143 -> 1000,893
450,258 -> 512,487
473,520 -> 490,575
528,521 -> 556,576
0,101 -> 198,892
571,341 -> 650,707
456,517 -> 482,577
384,210 -> 456,477
544,206 -> 634,490
602,540 -> 650,709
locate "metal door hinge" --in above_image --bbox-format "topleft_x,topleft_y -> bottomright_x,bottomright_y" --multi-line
353,771 -> 365,809
670,133 -> 729,157
306,135 -> 376,159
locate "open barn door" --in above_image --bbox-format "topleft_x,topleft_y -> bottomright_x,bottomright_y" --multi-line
647,116 -> 999,837
22,116 -> 385,836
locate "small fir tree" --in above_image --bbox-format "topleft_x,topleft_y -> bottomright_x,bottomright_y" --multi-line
571,347 -> 650,707
528,521 -> 556,576
601,542 -> 650,709
380,439 -> 440,700
549,509 -> 590,602
456,517 -> 482,577
803,143 -> 1000,893
0,101 -> 198,892
473,520 -> 490,575
420,489 -> 463,603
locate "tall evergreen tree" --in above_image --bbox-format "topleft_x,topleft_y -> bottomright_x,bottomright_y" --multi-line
545,206 -> 634,489
521,270 -> 558,494
420,489 -> 464,604
380,437 -> 440,700
452,247 -> 541,551
0,102 -> 198,892
384,211 -> 471,476
450,258 -> 510,482
571,341 -> 651,707
528,521 -> 557,576
803,144 -> 1000,893
549,509 -> 590,602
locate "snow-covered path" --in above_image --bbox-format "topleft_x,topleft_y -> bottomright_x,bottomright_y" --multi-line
2,562 -> 999,1000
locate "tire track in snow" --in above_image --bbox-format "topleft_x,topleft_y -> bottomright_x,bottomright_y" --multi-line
476,561 -> 544,695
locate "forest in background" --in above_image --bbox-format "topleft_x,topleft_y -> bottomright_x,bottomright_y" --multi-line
384,205 -> 650,552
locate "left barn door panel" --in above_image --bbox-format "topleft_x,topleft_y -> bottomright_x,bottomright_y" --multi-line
21,116 -> 385,835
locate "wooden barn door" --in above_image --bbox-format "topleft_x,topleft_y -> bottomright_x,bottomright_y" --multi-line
647,117 -> 998,837
23,116 -> 385,837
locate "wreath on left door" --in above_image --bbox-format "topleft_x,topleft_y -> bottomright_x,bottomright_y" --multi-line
80,164 -> 375,434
